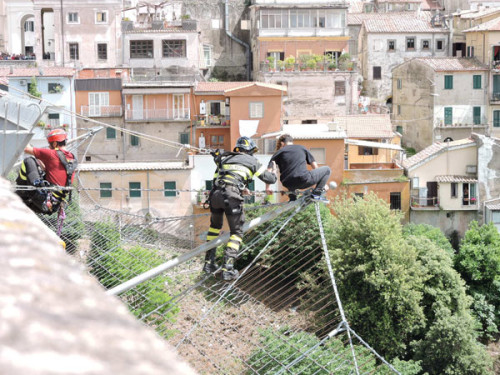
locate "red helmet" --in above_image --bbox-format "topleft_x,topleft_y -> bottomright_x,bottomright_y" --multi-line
47,128 -> 67,143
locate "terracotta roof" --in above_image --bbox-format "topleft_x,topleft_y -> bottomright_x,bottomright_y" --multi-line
0,67 -> 75,78
420,0 -> 444,10
402,138 -> 476,169
335,114 -> 393,138
459,7 -> 500,19
263,124 -> 346,140
464,16 -> 500,32
195,81 -> 286,93
362,12 -> 448,33
377,0 -> 420,3
410,57 -> 489,71
435,175 -> 477,183
348,0 -> 364,13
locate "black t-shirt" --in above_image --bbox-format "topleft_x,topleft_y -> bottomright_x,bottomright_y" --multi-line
269,144 -> 315,186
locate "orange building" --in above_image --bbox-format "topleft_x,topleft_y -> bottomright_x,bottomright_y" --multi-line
192,82 -> 287,153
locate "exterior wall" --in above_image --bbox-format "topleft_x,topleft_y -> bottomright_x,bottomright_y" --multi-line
0,0 -> 5,51
77,68 -> 128,79
7,75 -> 76,145
340,179 -> 411,222
474,134 -> 500,205
361,28 -> 450,99
76,117 -> 124,162
75,90 -> 122,116
79,168 -> 193,218
33,0 -> 122,68
123,31 -> 200,71
227,89 -> 283,147
5,1 -> 35,54
410,209 -> 478,238
124,93 -> 191,121
347,143 -> 399,164
260,72 -> 359,122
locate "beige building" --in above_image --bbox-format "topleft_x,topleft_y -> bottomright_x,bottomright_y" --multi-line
78,159 -> 194,218
464,17 -> 500,139
392,57 -> 489,152
402,138 -> 478,238
32,0 -> 122,68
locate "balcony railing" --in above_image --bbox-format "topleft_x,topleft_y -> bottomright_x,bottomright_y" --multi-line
194,114 -> 230,127
491,92 -> 500,102
81,105 -> 122,117
410,196 -> 439,208
125,108 -> 190,121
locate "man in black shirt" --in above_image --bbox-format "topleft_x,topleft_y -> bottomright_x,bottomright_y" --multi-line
266,134 -> 331,201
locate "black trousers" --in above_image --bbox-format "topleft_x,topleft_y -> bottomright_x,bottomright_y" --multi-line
283,166 -> 331,200
208,186 -> 244,259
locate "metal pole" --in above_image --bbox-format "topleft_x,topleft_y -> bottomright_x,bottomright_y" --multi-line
107,198 -> 303,296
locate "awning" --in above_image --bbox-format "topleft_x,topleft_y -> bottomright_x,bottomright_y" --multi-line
122,87 -> 191,95
345,139 -> 403,151
239,120 -> 259,137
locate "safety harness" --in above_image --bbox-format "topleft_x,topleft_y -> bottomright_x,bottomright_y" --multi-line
53,150 -> 78,236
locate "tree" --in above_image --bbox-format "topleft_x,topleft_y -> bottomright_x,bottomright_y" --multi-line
454,221 -> 500,339
403,223 -> 454,257
28,76 -> 42,98
326,194 -> 426,358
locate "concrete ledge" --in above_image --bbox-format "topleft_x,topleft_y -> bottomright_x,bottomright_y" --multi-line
0,178 -> 197,375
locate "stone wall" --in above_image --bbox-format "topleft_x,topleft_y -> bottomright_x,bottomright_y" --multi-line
0,178 -> 197,375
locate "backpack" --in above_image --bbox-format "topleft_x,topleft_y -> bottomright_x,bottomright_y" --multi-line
56,150 -> 78,202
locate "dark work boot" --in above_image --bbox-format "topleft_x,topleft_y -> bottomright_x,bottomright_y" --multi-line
202,248 -> 217,274
222,256 -> 239,281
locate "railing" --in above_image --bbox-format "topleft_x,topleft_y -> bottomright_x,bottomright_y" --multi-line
194,114 -> 230,127
260,60 -> 355,73
410,196 -> 439,208
125,108 -> 190,121
81,105 -> 122,117
491,92 -> 500,101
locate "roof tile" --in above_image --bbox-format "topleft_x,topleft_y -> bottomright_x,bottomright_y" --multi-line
410,57 -> 489,71
362,12 -> 448,33
0,67 -> 75,78
402,138 -> 475,169
335,114 -> 393,138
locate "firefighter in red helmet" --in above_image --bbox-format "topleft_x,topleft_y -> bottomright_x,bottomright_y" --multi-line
16,128 -> 77,215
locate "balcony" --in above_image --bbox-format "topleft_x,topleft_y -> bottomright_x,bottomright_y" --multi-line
410,196 -> 439,210
81,105 -> 122,117
491,91 -> 500,103
194,114 -> 230,127
125,108 -> 190,121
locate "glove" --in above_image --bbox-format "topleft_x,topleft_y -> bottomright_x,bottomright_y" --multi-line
33,179 -> 50,187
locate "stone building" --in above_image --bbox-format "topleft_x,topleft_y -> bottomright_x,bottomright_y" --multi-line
392,57 -> 489,151
358,11 -> 450,100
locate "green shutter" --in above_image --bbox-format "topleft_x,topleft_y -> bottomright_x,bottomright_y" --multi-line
444,107 -> 453,125
130,135 -> 139,146
106,127 -> 116,139
100,182 -> 112,198
164,181 -> 176,197
205,180 -> 213,190
473,75 -> 481,89
494,111 -> 500,127
473,107 -> 481,125
444,75 -> 453,89
129,182 -> 141,198
180,133 -> 189,145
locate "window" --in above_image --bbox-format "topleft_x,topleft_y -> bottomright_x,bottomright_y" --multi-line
406,37 -> 415,50
130,40 -> 153,58
310,148 -> 326,164
24,21 -> 34,32
422,40 -> 430,50
97,43 -> 108,60
396,125 -> 403,134
397,78 -> 402,89
373,66 -> 381,80
444,75 -> 453,89
249,102 -> 264,118
203,45 -> 213,67
494,110 -> 500,127
335,81 -> 345,96
473,75 -> 482,89
210,135 -> 224,147
88,92 -> 109,116
162,40 -> 186,58
397,105 -> 401,115
48,83 -> 62,93
129,182 -> 141,198
444,107 -> 453,125
354,193 -> 364,200
467,46 -> 475,57
130,134 -> 140,146
106,127 -> 116,139
436,40 -> 444,51
388,40 -> 395,51
69,43 -> 79,60
358,144 -> 378,155
411,177 -> 419,189
68,12 -> 78,23
96,11 -> 107,23
473,106 -> 481,125
462,183 -> 477,206
47,112 -> 60,127
205,180 -> 213,191
390,192 -> 401,210
100,182 -> 112,198
451,182 -> 457,198
179,132 -> 189,145
164,181 -> 177,197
